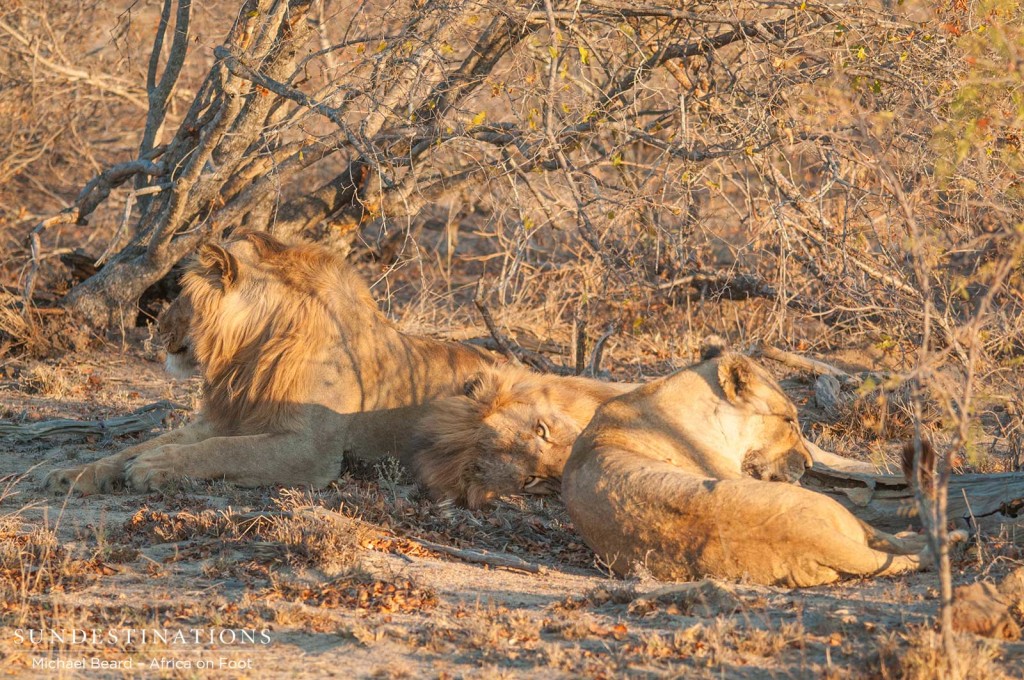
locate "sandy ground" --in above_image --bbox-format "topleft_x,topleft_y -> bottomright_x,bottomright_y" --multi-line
2,340 -> 1023,679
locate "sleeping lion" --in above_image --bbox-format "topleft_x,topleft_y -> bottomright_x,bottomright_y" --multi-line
561,351 -> 959,588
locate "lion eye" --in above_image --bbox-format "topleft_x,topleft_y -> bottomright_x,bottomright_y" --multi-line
536,421 -> 550,440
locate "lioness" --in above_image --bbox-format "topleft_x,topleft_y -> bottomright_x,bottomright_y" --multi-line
45,231 -> 498,494
412,365 -> 635,508
562,351 -> 948,588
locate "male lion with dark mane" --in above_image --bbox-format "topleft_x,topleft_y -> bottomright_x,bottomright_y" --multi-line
45,231 -> 499,494
562,350 -> 962,588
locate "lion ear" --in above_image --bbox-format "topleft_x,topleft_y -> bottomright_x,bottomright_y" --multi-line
240,230 -> 288,259
700,334 -> 728,361
717,353 -> 754,404
463,374 -> 485,398
198,244 -> 238,289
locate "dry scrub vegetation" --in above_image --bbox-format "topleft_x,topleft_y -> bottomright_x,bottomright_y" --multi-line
1,0 -> 1024,677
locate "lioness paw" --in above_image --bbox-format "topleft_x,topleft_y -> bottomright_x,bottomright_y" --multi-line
44,467 -> 84,495
949,529 -> 969,544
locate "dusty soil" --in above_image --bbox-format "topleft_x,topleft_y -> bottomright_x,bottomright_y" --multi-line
1,336 -> 1023,679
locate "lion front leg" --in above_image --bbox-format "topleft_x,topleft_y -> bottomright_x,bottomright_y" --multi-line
124,433 -> 340,491
45,420 -> 215,495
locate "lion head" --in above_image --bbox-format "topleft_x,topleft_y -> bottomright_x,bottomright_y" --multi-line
713,352 -> 812,483
412,366 -> 611,509
177,229 -> 385,433
157,295 -> 198,379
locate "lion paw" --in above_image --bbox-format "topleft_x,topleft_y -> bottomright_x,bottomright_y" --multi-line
44,462 -> 122,496
124,451 -> 182,492
949,529 -> 969,544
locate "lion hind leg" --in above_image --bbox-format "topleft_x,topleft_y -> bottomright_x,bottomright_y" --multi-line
819,535 -> 928,580
858,519 -> 927,555
858,520 -> 969,556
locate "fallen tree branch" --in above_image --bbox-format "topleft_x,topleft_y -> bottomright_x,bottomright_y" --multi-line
803,465 -> 1024,533
0,401 -> 186,442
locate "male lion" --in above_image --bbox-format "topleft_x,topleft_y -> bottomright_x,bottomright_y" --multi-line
157,295 -> 197,380
45,231 -> 497,494
562,351 -> 952,588
412,365 -> 635,508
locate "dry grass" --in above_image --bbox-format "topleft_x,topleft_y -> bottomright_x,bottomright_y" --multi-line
872,627 -> 1009,680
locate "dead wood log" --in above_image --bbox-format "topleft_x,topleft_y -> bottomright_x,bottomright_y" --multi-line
0,401 -> 187,442
803,464 -> 1024,532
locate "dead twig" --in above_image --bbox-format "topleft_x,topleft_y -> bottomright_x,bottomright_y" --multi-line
588,322 -> 619,377
473,279 -> 574,375
406,536 -> 546,575
572,309 -> 587,376
473,279 -> 521,365
761,346 -> 858,385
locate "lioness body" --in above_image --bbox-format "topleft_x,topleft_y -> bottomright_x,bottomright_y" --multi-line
563,353 -> 935,588
46,232 -> 496,494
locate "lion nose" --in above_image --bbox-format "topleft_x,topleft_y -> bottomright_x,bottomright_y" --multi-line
799,443 -> 814,470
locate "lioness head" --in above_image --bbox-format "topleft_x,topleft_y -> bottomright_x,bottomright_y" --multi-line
158,295 -> 198,379
712,351 -> 812,483
413,367 -> 584,509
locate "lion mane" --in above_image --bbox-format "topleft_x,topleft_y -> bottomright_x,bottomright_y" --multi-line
411,365 -> 634,508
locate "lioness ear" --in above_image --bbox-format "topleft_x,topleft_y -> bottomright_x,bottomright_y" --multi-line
717,353 -> 754,404
198,244 -> 238,289
700,334 -> 728,361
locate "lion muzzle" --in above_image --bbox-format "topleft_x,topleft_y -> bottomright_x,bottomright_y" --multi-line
742,447 -> 810,483
523,476 -> 561,495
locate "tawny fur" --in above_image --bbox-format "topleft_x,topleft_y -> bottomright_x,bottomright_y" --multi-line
562,353 -> 954,588
412,365 -> 635,508
157,295 -> 197,380
45,231 -> 497,494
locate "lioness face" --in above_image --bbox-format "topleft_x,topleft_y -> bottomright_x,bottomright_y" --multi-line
717,354 -> 813,483
158,296 -> 199,379
738,412 -> 810,483
465,403 -> 582,508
